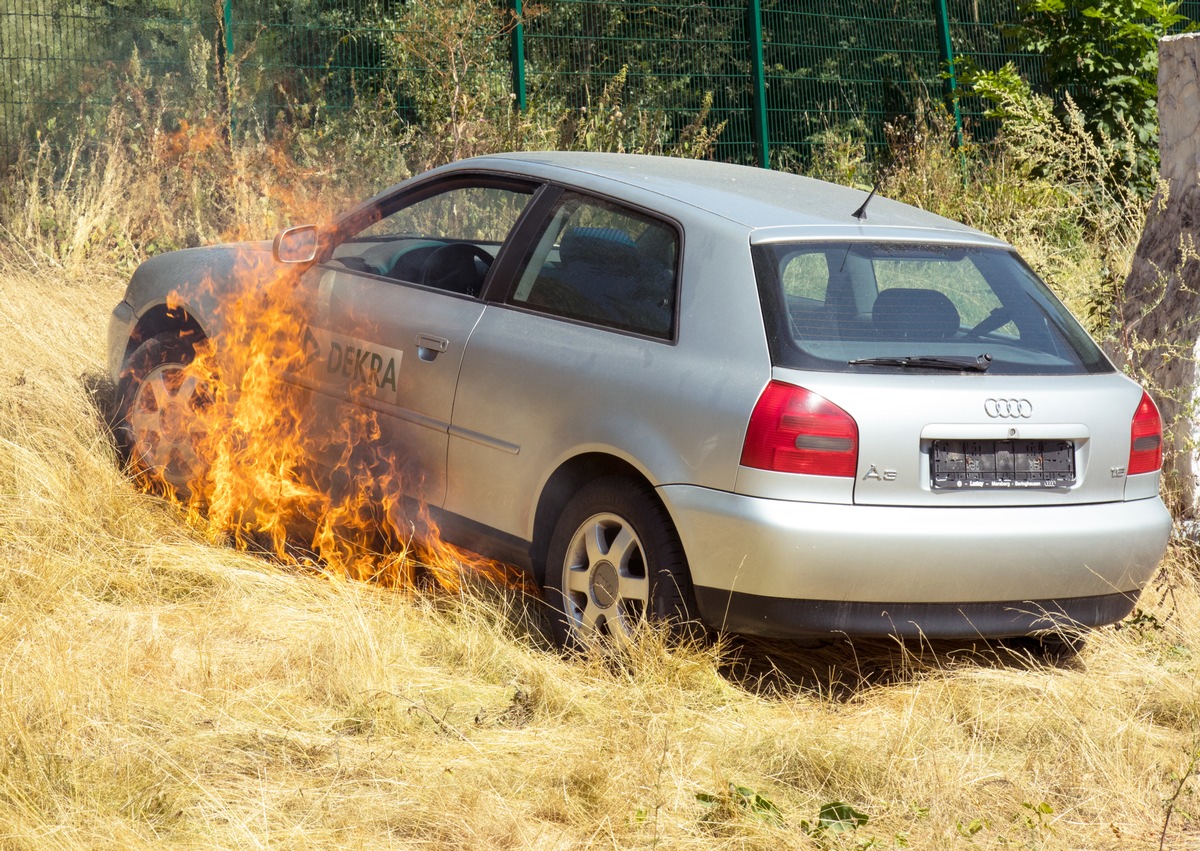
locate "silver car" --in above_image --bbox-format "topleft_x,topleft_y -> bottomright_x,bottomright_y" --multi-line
107,151 -> 1172,646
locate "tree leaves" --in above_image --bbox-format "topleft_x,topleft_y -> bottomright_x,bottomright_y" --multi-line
1005,0 -> 1190,192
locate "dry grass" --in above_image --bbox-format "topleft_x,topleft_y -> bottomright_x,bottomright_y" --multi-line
0,256 -> 1198,849
1,80 -> 1197,845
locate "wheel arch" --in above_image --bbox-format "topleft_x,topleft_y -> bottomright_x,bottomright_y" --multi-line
531,452 -> 668,581
122,302 -> 208,372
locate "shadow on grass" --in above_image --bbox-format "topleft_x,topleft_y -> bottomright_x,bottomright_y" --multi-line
716,631 -> 1086,701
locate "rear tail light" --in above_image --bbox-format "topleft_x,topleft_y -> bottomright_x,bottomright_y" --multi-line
741,381 -> 858,477
1128,391 -> 1162,475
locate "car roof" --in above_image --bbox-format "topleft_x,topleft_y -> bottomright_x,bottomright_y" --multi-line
458,151 -> 1003,244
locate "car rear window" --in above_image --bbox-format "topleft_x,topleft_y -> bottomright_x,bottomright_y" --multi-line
753,242 -> 1112,375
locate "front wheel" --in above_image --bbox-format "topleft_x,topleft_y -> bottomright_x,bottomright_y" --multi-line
543,477 -> 700,649
115,332 -> 211,497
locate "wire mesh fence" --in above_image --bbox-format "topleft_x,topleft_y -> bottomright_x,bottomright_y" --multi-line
0,0 -> 1188,169
1,0 -> 204,142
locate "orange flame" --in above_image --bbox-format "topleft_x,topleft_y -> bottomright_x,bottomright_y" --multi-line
133,247 -> 527,595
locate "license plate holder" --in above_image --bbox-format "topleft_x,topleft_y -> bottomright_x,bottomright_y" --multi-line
931,439 -> 1076,490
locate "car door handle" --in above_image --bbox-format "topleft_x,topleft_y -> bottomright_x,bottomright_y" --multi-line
416,333 -> 449,361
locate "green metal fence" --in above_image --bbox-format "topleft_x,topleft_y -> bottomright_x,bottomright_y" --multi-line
0,0 -> 1177,169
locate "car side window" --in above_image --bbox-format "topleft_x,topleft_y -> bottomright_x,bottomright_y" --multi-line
328,183 -> 533,297
508,193 -> 679,339
779,248 -> 856,341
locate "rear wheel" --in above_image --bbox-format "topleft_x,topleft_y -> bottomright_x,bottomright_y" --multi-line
115,333 -> 211,497
544,476 -> 699,649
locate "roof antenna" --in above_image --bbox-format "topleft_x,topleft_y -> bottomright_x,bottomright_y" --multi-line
852,181 -> 880,221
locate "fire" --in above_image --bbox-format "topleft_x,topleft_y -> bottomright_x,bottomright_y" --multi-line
127,246 -> 526,595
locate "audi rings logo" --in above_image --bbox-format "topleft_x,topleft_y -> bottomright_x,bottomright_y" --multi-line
984,398 -> 1033,418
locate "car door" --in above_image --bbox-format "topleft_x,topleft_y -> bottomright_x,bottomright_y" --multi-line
295,175 -> 538,508
446,189 -> 687,539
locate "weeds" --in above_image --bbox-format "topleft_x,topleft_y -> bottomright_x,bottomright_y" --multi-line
1160,734 -> 1200,850
696,782 -> 784,830
0,1 -> 729,277
800,800 -> 870,841
0,47 -> 359,273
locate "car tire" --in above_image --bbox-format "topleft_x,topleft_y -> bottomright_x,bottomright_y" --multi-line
543,476 -> 701,649
115,332 -> 211,498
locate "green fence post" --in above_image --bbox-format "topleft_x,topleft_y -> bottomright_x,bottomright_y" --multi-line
932,0 -> 963,148
748,0 -> 769,168
511,0 -> 527,111
217,0 -> 234,145
224,0 -> 234,62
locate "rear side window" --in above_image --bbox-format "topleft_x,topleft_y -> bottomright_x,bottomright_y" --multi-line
508,193 -> 679,339
754,242 -> 1112,375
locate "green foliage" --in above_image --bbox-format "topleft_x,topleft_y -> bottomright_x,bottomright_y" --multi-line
1,0 -> 733,270
360,1 -> 727,170
800,122 -> 873,190
997,0 -> 1188,192
559,67 -> 726,159
960,63 -> 1138,228
379,0 -> 518,165
239,0 -> 405,114
1125,606 -> 1166,633
954,802 -> 1055,845
695,782 -> 783,829
801,800 -> 871,839
523,0 -> 746,156
1019,799 -> 1056,833
957,815 -> 989,837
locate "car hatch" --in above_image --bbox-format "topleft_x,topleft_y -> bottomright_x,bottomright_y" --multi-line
814,372 -> 1147,507
746,238 -> 1158,507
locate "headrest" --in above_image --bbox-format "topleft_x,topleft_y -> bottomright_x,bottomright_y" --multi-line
872,288 -> 960,340
559,227 -> 639,274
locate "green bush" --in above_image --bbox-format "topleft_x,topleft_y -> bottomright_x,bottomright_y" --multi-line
982,0 -> 1187,194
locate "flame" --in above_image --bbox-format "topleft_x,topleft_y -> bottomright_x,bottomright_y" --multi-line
161,119 -> 224,162
128,246 -> 528,595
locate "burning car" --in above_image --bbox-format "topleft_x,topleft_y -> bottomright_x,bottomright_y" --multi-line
108,151 -> 1171,647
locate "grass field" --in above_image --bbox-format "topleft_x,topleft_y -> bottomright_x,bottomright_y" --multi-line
1,254 -> 1199,850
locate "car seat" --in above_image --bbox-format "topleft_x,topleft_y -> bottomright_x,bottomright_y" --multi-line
872,288 -> 960,341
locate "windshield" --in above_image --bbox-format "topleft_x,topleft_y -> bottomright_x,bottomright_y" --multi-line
752,242 -> 1112,375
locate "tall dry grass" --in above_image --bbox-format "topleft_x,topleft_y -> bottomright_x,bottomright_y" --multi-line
2,258 -> 1198,850
1,69 -> 1198,848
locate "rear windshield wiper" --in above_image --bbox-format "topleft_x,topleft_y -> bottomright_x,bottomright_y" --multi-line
848,353 -> 993,372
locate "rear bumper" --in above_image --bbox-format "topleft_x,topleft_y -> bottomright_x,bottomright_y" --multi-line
659,484 -> 1171,638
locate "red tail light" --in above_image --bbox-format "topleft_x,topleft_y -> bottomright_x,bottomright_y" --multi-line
1128,391 -> 1162,475
741,381 -> 858,477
